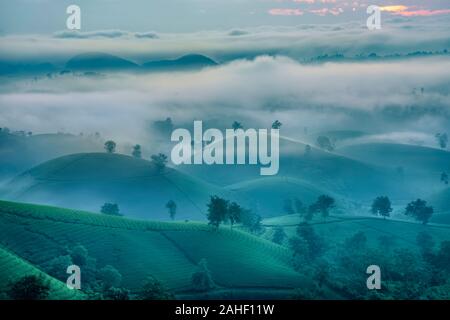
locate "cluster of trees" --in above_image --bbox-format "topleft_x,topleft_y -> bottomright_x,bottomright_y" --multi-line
231,120 -> 282,131
316,136 -> 335,152
283,195 -> 336,222
371,196 -> 434,224
206,196 -> 262,233
0,127 -> 33,137
103,140 -> 168,170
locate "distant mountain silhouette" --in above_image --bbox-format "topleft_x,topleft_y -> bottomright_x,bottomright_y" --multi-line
65,52 -> 139,71
142,54 -> 218,71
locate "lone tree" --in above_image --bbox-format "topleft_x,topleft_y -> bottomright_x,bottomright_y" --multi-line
206,196 -> 229,229
272,120 -> 282,129
441,172 -> 449,185
371,196 -> 393,219
405,199 -> 434,225
227,202 -> 242,229
132,144 -> 142,158
7,275 -> 50,300
316,136 -> 334,152
309,195 -> 335,219
104,140 -> 116,153
191,259 -> 215,292
240,208 -> 262,234
165,200 -> 177,220
435,133 -> 448,149
101,203 -> 122,216
151,153 -> 168,171
232,121 -> 243,131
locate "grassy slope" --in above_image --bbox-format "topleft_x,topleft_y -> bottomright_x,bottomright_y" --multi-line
0,200 -> 310,296
4,153 -> 237,221
226,176 -> 354,217
262,214 -> 450,250
0,246 -> 85,300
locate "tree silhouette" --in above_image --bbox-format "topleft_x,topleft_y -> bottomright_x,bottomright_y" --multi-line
7,275 -> 50,300
151,153 -> 168,171
101,203 -> 122,216
132,144 -> 142,158
232,121 -> 243,130
316,136 -> 334,151
441,172 -> 449,185
104,140 -> 116,153
309,195 -> 335,219
405,199 -> 433,225
271,120 -> 282,129
435,133 -> 448,149
166,200 -> 177,220
206,196 -> 229,229
371,196 -> 393,219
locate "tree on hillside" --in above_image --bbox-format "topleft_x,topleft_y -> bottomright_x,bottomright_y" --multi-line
441,172 -> 449,185
7,275 -> 50,300
371,196 -> 393,219
294,225 -> 326,261
416,232 -> 435,257
405,199 -> 434,225
151,153 -> 168,171
191,259 -> 215,292
227,202 -> 242,228
316,136 -> 334,152
435,133 -> 448,149
206,196 -> 229,229
238,208 -> 262,234
101,203 -> 122,216
138,276 -> 174,300
165,200 -> 177,220
70,245 -> 88,266
309,195 -> 335,219
232,121 -> 243,131
104,140 -> 116,153
304,144 -> 312,157
132,144 -> 142,158
98,265 -> 122,289
272,226 -> 287,245
271,120 -> 282,129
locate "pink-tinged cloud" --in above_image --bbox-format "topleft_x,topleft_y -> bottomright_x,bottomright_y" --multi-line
395,9 -> 450,17
379,5 -> 409,13
268,8 -> 304,16
309,7 -> 343,16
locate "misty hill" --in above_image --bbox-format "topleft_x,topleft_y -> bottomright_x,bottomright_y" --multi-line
4,153 -> 236,220
142,54 -> 218,71
262,213 -> 450,252
179,135 -> 401,201
227,177 -> 350,218
65,52 -> 140,71
338,142 -> 450,173
0,132 -> 102,181
0,200 -> 321,299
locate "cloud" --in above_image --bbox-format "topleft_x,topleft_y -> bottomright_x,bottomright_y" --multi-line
268,9 -> 304,16
54,30 -> 129,39
134,32 -> 159,39
1,56 -> 449,146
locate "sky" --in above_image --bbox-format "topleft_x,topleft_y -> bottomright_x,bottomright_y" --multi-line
0,1 -> 449,148
0,0 -> 449,34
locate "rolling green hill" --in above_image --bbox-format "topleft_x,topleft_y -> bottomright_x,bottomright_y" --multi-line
179,135 -> 398,201
0,200 -> 314,299
4,153 -> 239,221
227,176 -> 353,217
262,213 -> 450,251
0,246 -> 85,300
